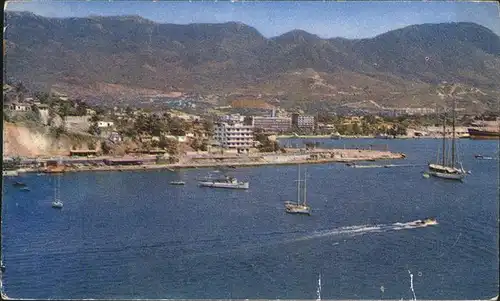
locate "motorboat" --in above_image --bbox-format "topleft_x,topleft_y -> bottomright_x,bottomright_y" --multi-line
475,154 -> 494,160
199,176 -> 249,189
52,200 -> 63,209
414,217 -> 438,226
13,181 -> 27,187
170,181 -> 186,185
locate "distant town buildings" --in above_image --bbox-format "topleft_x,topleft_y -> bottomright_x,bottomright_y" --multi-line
97,120 -> 115,128
218,114 -> 245,123
65,116 -> 92,132
251,116 -> 291,133
250,108 -> 292,133
213,121 -> 255,153
378,107 -> 437,117
108,131 -> 123,143
5,102 -> 32,112
291,113 -> 315,130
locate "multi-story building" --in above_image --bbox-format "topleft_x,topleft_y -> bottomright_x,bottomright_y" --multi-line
213,121 -> 255,153
291,113 -> 315,130
251,116 -> 291,133
249,107 -> 291,133
218,114 -> 245,123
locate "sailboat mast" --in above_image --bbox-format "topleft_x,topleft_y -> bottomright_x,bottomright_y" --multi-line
451,97 -> 456,168
442,111 -> 446,166
54,176 -> 57,200
303,169 -> 307,205
297,165 -> 301,205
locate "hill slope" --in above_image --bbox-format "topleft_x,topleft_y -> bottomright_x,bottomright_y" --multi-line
4,11 -> 500,111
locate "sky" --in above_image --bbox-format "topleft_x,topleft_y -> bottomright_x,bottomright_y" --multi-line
4,1 -> 500,39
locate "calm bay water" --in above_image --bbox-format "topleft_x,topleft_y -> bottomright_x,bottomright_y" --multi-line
2,138 -> 498,299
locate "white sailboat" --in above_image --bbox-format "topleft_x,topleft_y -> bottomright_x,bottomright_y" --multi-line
428,97 -> 466,181
284,165 -> 311,215
316,273 -> 322,301
51,174 -> 63,209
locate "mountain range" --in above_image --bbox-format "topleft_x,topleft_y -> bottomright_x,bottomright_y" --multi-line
4,11 -> 500,112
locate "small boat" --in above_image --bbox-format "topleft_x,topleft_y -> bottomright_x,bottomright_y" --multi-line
414,217 -> 438,226
331,132 -> 341,140
474,154 -> 494,160
3,170 -> 19,176
13,181 -> 27,187
170,181 -> 186,185
51,174 -> 63,209
199,176 -> 249,189
52,200 -> 63,209
375,133 -> 394,139
20,187 -> 30,192
1,260 -> 5,272
427,97 -> 466,181
284,165 -> 311,215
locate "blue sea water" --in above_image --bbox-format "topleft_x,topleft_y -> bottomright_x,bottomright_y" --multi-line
1,138 -> 498,299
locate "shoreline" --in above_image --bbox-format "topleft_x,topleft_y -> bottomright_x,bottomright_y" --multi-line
277,135 -> 471,139
16,151 -> 405,174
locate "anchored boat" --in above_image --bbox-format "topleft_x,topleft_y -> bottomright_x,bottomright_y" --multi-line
51,174 -> 63,209
170,181 -> 186,185
427,96 -> 466,181
199,176 -> 249,189
284,164 -> 311,215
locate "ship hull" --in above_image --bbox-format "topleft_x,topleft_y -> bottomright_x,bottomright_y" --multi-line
285,208 -> 311,215
428,171 -> 465,181
2,170 -> 19,176
467,128 -> 499,140
199,182 -> 249,189
284,202 -> 311,215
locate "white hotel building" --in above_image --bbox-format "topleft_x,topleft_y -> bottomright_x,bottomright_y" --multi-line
213,121 -> 255,153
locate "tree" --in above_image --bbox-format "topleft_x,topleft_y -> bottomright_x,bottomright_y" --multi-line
3,110 -> 11,122
190,138 -> 203,151
361,121 -> 371,135
151,140 -> 160,148
88,122 -> 101,136
89,115 -> 99,123
94,106 -> 106,116
125,106 -> 133,116
163,139 -> 180,156
34,91 -> 50,104
352,123 -> 362,135
101,141 -> 111,154
74,100 -> 89,116
317,112 -> 336,123
202,120 -> 214,135
57,101 -> 72,118
88,141 -> 97,150
51,125 -> 66,139
363,115 -> 377,124
169,118 -> 186,136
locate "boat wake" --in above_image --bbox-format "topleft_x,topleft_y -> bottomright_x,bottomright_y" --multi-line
193,219 -> 438,257
288,219 -> 437,243
21,220 -> 437,260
